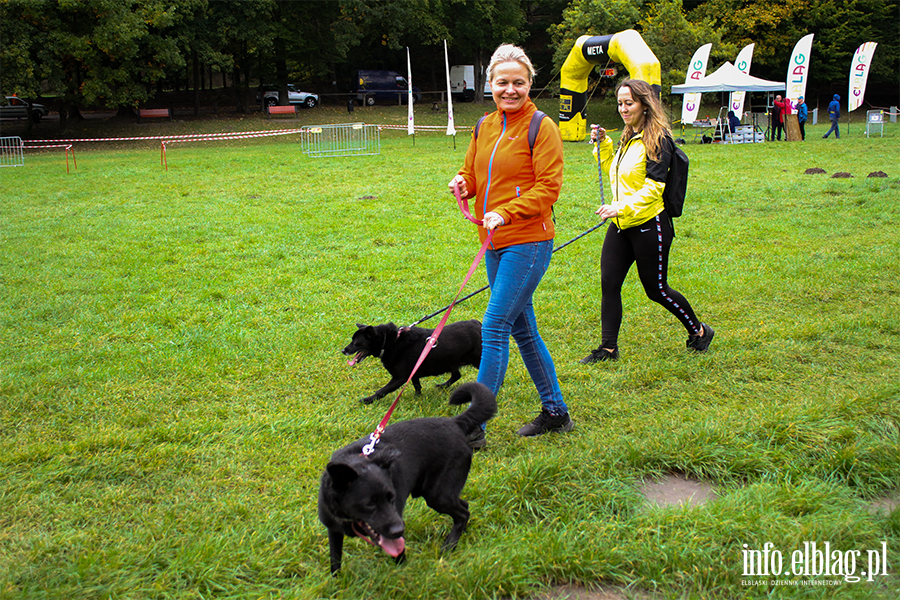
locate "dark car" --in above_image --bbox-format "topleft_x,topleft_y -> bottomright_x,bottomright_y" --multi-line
354,70 -> 421,106
1,96 -> 49,123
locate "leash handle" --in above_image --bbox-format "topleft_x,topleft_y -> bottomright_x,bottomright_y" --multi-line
453,180 -> 483,225
362,230 -> 495,456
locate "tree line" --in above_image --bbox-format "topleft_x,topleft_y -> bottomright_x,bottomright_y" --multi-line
1,0 -> 897,123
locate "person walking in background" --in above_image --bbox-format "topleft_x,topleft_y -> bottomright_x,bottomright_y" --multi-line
796,96 -> 808,141
580,78 -> 714,365
771,95 -> 784,141
823,94 -> 841,139
448,44 -> 572,445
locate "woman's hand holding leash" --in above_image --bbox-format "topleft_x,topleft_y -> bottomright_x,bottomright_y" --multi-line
448,175 -> 468,199
482,212 -> 504,231
450,177 -> 503,230
595,204 -> 618,220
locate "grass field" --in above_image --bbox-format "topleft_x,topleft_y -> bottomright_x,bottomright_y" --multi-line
1,100 -> 899,600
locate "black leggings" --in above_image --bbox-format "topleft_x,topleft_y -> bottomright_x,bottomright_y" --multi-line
599,213 -> 701,348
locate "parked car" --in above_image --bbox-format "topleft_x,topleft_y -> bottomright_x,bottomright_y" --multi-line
257,85 -> 318,108
1,96 -> 49,123
354,70 -> 421,105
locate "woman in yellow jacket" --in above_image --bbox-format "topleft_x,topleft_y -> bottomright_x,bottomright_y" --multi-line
581,78 -> 714,364
448,44 -> 571,447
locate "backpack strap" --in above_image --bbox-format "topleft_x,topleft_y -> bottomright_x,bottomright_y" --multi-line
527,111 -> 547,153
474,114 -> 487,140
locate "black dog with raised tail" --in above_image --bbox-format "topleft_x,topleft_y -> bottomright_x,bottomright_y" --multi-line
317,381 -> 496,574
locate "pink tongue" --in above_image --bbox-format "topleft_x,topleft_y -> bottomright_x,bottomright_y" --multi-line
379,536 -> 405,557
347,358 -> 357,366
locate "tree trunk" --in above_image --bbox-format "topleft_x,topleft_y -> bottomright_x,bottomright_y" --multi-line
475,49 -> 487,105
192,49 -> 201,117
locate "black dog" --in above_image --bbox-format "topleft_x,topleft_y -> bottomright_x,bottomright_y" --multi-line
343,320 -> 481,404
318,381 -> 496,574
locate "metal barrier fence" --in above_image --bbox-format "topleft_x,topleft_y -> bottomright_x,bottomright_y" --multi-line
0,136 -> 24,167
300,123 -> 380,157
866,110 -> 884,138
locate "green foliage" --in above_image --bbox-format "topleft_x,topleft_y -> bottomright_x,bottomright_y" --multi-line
549,0 -> 643,70
639,0 -> 738,94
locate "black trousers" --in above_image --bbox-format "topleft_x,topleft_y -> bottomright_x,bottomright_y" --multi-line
773,119 -> 784,141
599,212 -> 701,349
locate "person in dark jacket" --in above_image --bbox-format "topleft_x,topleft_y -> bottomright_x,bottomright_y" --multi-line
727,110 -> 741,139
823,94 -> 841,139
771,95 -> 784,141
796,96 -> 808,141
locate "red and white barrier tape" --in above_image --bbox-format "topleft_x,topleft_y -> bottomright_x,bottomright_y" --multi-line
20,143 -> 76,173
24,129 -> 304,144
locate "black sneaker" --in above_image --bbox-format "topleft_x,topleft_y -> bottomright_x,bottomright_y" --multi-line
686,322 -> 715,352
466,427 -> 486,450
579,347 -> 619,364
516,409 -> 575,437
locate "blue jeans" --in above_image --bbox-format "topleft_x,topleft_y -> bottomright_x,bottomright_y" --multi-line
477,240 -> 567,417
824,116 -> 840,138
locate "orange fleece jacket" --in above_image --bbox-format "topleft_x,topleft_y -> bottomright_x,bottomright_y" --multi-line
458,100 -> 563,249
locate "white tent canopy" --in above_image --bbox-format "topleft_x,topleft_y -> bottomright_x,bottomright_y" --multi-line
671,61 -> 785,94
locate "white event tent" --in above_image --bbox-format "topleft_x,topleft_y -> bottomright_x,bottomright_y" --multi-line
671,61 -> 785,94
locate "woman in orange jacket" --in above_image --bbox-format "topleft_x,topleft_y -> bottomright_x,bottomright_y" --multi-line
448,44 -> 571,447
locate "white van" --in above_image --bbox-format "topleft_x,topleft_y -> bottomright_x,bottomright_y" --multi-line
449,65 -> 491,101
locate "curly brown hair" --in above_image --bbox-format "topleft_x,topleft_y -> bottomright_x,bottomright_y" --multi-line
616,78 -> 671,163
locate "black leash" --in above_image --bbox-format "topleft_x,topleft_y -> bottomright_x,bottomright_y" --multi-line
408,219 -> 606,327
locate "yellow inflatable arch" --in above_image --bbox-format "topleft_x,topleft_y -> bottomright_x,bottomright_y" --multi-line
559,30 -> 661,141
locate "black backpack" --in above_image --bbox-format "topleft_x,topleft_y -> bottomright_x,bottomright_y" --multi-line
662,136 -> 689,218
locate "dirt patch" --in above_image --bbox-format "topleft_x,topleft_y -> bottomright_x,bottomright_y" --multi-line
805,168 -> 826,174
639,473 -> 716,508
868,491 -> 900,515
867,171 -> 889,178
831,172 -> 853,178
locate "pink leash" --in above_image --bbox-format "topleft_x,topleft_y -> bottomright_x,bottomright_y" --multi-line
361,182 -> 491,456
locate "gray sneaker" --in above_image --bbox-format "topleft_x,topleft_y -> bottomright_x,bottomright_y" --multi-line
466,427 -> 486,450
516,409 -> 574,437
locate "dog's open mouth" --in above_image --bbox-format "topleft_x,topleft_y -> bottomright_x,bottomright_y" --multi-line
346,350 -> 369,367
352,521 -> 405,557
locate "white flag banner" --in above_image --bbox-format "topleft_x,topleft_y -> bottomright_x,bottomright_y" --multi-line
728,43 -> 755,120
444,40 -> 456,136
848,41 -> 877,112
407,47 -> 414,135
681,43 -> 712,124
786,33 -> 814,102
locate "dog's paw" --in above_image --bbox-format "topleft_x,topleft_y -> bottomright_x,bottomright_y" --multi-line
361,396 -> 377,405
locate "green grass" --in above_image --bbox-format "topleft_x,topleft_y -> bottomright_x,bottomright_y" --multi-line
1,102 -> 898,600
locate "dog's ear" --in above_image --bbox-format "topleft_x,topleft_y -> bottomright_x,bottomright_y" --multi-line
369,445 -> 401,469
326,462 -> 360,492
356,323 -> 367,329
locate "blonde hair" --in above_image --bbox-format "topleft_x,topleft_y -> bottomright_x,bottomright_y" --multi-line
617,78 -> 671,162
486,44 -> 535,83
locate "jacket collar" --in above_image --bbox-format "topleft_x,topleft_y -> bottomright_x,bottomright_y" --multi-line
497,99 -> 537,124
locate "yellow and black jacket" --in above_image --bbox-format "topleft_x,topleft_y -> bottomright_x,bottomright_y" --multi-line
595,131 -> 671,230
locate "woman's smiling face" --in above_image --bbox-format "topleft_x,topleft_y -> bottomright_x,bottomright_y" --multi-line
490,61 -> 531,113
617,85 -> 645,131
